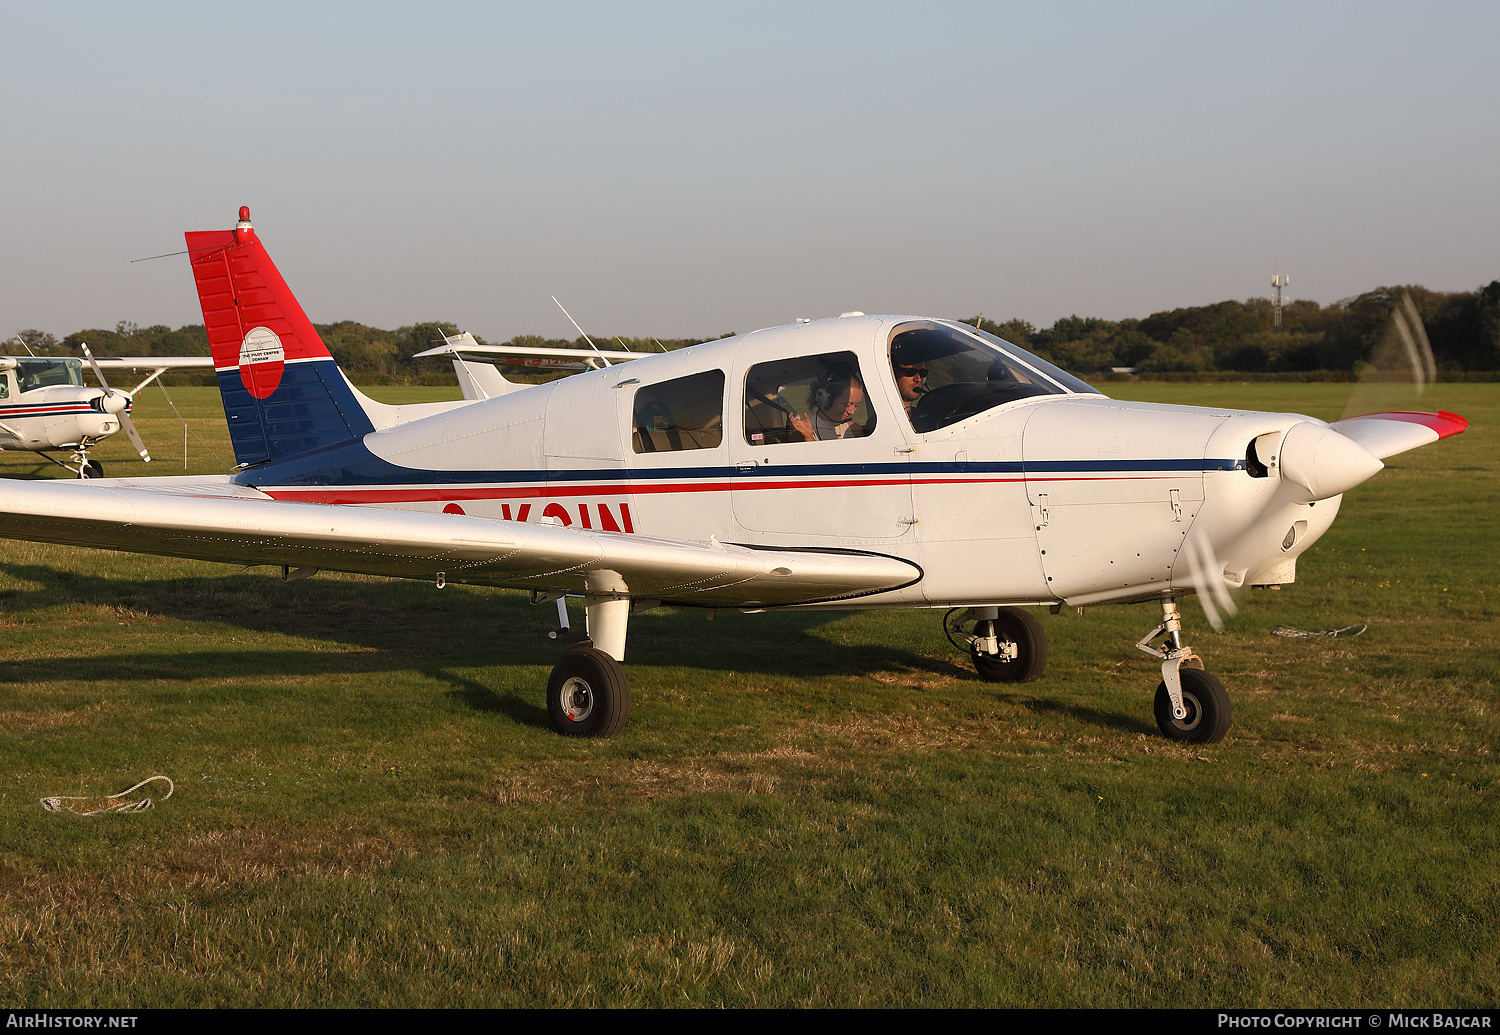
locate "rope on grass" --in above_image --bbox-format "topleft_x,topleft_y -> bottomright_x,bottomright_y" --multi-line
40,775 -> 174,815
1272,623 -> 1368,639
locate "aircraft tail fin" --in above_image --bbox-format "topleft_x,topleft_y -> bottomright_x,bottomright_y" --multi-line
185,207 -> 376,466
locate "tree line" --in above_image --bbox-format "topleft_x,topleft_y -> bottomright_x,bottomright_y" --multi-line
968,281 -> 1500,378
12,280 -> 1499,385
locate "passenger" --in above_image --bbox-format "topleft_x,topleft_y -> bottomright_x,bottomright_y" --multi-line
790,370 -> 867,441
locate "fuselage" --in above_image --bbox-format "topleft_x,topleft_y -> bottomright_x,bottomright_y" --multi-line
230,316 -> 1341,610
0,357 -> 126,451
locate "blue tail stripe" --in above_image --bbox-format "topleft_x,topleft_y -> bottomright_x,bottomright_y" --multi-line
218,359 -> 376,466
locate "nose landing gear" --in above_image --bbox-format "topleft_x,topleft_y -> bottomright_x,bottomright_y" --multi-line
1136,596 -> 1231,743
34,439 -> 105,479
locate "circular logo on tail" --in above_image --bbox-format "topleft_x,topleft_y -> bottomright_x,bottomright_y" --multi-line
239,326 -> 286,399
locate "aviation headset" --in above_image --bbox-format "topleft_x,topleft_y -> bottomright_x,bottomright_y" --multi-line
812,365 -> 860,414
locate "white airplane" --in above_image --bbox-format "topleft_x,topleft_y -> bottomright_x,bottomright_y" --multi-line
0,207 -> 1468,743
0,344 -> 216,477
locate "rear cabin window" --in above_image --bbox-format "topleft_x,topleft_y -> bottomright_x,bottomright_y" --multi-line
631,370 -> 725,453
743,351 -> 876,445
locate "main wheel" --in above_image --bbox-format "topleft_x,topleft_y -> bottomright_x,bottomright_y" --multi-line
971,607 -> 1048,683
79,460 -> 104,479
547,647 -> 631,737
1153,668 -> 1232,744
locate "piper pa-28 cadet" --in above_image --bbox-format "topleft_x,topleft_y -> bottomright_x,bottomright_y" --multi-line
0,207 -> 1468,742
0,345 -> 211,477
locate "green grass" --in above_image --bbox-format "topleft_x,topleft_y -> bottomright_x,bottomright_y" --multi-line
0,383 -> 1495,1006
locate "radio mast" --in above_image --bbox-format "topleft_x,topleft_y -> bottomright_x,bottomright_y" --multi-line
1271,273 -> 1290,331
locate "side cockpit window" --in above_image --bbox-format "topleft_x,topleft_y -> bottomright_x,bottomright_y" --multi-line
890,323 -> 1100,432
743,351 -> 876,445
632,370 -> 725,453
15,358 -> 84,394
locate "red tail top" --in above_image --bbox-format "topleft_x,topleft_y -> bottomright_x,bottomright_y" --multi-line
185,208 -> 332,400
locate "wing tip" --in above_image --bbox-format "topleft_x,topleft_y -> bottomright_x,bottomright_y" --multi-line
1344,410 -> 1468,440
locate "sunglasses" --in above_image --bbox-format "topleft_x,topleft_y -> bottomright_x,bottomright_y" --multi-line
895,366 -> 929,378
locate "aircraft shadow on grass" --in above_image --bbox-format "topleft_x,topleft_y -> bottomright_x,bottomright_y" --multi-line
0,562 -> 1151,734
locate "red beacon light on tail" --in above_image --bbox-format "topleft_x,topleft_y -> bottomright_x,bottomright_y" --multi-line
235,206 -> 253,241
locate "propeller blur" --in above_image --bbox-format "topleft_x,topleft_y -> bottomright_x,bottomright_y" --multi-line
0,208 -> 1469,743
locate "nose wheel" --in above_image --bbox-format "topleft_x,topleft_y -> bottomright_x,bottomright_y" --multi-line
1137,596 -> 1232,743
1152,668 -> 1231,743
36,441 -> 105,479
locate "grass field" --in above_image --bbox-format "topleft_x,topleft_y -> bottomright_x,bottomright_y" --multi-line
1,382 -> 1495,1007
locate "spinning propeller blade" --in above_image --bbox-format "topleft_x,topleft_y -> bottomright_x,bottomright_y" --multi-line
1182,531 -> 1237,632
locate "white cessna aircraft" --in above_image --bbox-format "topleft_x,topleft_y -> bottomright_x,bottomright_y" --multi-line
0,345 -> 212,477
0,208 -> 1467,742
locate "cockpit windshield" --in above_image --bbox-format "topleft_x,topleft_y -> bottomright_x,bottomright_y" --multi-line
15,358 -> 85,394
889,322 -> 1101,432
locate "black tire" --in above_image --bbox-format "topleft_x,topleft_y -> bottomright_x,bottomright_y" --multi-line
79,461 -> 104,479
971,607 -> 1048,683
547,647 -> 631,737
1153,668 -> 1232,744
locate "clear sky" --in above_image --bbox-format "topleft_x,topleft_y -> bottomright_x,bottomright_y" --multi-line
3,1 -> 1497,343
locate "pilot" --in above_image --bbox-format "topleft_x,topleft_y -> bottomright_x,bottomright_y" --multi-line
789,369 -> 867,441
892,358 -> 929,415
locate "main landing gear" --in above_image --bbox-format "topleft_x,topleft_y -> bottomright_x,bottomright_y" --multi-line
548,647 -> 631,737
545,595 -> 633,737
946,606 -> 1049,683
1136,596 -> 1232,743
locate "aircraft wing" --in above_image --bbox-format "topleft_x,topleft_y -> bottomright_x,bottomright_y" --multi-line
1330,410 -> 1469,461
91,357 -> 216,370
0,478 -> 920,607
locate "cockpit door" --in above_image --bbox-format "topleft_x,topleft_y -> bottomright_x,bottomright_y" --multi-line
728,344 -> 914,542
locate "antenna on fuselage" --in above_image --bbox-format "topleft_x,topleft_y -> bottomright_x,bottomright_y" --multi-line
551,297 -> 612,368
12,335 -> 37,357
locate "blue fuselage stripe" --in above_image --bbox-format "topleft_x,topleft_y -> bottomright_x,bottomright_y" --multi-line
235,437 -> 1245,490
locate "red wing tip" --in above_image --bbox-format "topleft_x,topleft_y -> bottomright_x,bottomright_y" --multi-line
1435,410 -> 1469,438
1346,410 -> 1468,439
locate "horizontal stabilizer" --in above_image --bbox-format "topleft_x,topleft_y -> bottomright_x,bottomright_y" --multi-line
1331,410 -> 1468,460
0,478 -> 921,608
